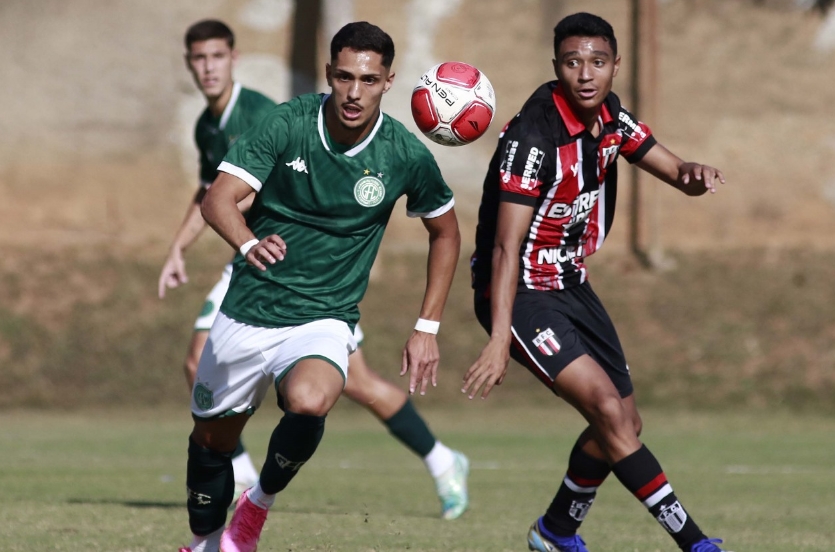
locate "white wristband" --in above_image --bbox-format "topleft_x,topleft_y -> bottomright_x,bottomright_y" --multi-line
239,239 -> 260,257
414,318 -> 440,334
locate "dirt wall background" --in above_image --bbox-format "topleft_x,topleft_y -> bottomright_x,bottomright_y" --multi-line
2,0 -> 835,409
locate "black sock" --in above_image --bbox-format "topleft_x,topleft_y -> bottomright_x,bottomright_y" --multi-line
542,439 -> 611,537
186,437 -> 234,535
383,399 -> 436,457
612,445 -> 706,550
259,411 -> 326,494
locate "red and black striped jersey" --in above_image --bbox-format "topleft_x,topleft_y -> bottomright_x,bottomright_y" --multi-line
471,81 -> 656,291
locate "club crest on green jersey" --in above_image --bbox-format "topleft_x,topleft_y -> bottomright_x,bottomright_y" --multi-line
354,174 -> 386,207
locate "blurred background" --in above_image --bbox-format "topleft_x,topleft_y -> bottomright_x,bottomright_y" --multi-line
2,0 -> 835,411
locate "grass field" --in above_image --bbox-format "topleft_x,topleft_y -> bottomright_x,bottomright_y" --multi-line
1,401 -> 833,552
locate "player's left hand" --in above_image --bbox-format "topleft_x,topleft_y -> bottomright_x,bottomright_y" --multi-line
462,337 -> 510,399
401,331 -> 440,396
678,162 -> 726,194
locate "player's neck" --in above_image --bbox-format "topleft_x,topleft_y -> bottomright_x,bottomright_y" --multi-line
206,82 -> 235,118
324,99 -> 379,146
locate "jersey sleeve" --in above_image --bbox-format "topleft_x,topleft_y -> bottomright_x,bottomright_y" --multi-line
617,105 -> 656,163
496,123 -> 551,207
405,145 -> 455,219
218,105 -> 291,192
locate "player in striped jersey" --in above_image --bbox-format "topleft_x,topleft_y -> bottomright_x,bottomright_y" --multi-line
465,12 -> 729,552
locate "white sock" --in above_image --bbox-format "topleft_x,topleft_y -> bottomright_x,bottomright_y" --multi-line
189,526 -> 223,552
231,452 -> 259,486
423,441 -> 455,478
246,481 -> 276,510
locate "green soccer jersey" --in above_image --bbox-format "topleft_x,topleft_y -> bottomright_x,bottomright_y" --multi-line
218,92 -> 455,329
194,82 -> 276,186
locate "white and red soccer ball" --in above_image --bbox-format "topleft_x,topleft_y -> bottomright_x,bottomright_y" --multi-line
411,62 -> 496,147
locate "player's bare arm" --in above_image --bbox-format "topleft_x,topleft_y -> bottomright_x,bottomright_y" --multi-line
201,172 -> 287,271
463,201 -> 534,399
401,207 -> 460,396
158,187 -> 209,298
636,142 -> 726,196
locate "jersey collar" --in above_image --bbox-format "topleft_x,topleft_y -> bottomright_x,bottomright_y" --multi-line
552,82 -> 613,137
218,82 -> 242,131
317,94 -> 384,157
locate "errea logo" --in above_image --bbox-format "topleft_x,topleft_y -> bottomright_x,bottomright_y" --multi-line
286,157 -> 308,173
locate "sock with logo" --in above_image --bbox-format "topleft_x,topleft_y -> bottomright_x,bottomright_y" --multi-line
611,444 -> 706,550
383,399 -> 437,457
186,437 -> 234,535
259,410 -> 326,495
542,437 -> 611,536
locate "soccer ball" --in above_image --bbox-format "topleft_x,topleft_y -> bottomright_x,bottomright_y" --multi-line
411,62 -> 496,147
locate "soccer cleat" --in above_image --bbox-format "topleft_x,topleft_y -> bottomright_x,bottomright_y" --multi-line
177,548 -> 191,552
527,518 -> 589,552
220,488 -> 268,552
691,538 -> 731,552
434,450 -> 470,520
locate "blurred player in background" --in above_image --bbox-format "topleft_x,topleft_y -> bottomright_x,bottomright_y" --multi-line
159,18 -> 468,532
465,12 -> 729,552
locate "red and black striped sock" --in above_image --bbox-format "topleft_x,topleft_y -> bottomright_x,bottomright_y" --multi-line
542,440 -> 611,537
612,445 -> 706,551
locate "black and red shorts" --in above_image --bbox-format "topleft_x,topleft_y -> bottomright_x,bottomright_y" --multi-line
474,282 -> 633,398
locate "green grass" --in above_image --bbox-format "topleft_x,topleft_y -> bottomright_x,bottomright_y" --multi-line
1,402 -> 833,551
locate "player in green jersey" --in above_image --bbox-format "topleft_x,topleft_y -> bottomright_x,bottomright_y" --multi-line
175,22 -> 462,552
159,20 -> 274,503
162,19 -> 468,522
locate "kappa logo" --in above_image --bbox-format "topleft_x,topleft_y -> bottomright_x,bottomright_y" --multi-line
570,162 -> 579,177
286,156 -> 309,173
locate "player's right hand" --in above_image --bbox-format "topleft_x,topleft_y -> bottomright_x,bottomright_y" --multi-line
158,250 -> 188,299
244,234 -> 287,271
462,338 -> 510,399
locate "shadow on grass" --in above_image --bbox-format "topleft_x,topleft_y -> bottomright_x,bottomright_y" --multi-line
67,498 -> 182,509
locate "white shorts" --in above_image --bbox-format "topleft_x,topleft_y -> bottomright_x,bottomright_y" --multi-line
193,263 -> 233,331
194,264 -> 365,345
191,312 -> 357,419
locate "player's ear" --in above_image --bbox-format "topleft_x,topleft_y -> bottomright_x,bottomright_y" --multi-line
231,48 -> 239,66
325,63 -> 333,87
383,70 -> 395,94
551,58 -> 559,79
612,55 -> 621,78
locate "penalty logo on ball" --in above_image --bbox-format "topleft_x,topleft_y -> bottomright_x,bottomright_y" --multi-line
411,61 -> 496,147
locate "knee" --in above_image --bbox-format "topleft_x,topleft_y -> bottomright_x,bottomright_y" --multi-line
283,386 -> 333,416
587,392 -> 632,433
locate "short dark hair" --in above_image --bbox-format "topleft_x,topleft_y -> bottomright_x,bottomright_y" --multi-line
330,21 -> 395,68
185,19 -> 235,50
553,12 -> 617,58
